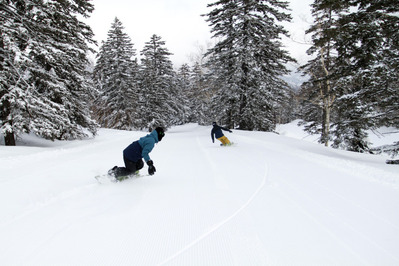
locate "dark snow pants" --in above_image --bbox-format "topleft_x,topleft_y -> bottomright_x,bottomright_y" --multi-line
114,156 -> 144,177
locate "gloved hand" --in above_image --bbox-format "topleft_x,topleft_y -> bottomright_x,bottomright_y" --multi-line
147,160 -> 156,175
229,130 -> 232,133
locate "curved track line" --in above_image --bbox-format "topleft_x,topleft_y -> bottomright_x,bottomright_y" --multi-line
157,157 -> 269,266
236,132 -> 399,231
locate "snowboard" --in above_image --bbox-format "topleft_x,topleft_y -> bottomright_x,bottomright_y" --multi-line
94,174 -> 116,184
386,159 -> 399,165
220,142 -> 236,147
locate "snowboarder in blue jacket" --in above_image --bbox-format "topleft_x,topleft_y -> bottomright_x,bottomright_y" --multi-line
211,122 -> 232,146
109,127 -> 165,179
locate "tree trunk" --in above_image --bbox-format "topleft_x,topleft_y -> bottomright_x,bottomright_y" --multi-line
321,98 -> 331,147
319,45 -> 334,147
0,96 -> 16,146
4,132 -> 16,146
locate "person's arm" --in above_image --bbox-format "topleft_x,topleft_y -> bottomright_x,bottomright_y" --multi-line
221,126 -> 232,133
141,139 -> 157,175
141,139 -> 155,162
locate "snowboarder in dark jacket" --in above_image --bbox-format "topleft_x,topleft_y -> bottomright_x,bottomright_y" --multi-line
109,127 -> 165,180
211,122 -> 232,146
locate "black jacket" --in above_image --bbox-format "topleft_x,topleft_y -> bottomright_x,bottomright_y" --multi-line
211,125 -> 231,142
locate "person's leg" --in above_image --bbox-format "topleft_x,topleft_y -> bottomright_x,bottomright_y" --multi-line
124,157 -> 144,173
135,159 -> 144,171
223,136 -> 231,145
109,157 -> 139,179
108,166 -> 129,177
218,136 -> 231,145
112,166 -> 132,178
124,156 -> 137,171
117,156 -> 140,177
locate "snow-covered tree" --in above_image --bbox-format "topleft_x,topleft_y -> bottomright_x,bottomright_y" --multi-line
331,0 -> 399,152
93,17 -> 140,130
204,0 -> 295,131
299,0 -> 399,153
138,34 -> 181,129
298,0 -> 345,146
331,78 -> 373,153
1,0 -> 97,146
190,61 -> 214,125
175,64 -> 192,124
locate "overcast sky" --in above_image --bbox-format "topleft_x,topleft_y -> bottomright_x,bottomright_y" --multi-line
86,0 -> 314,68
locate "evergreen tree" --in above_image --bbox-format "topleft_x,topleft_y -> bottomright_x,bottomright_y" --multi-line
204,0 -> 239,128
93,17 -> 140,130
331,76 -> 372,152
300,0 -> 398,152
1,0 -> 97,145
275,87 -> 297,124
331,0 -> 399,152
298,0 -> 345,146
190,61 -> 213,125
176,63 -> 192,124
204,0 -> 295,131
138,34 -> 181,129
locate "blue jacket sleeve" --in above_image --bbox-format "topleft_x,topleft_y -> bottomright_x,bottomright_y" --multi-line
141,138 -> 155,162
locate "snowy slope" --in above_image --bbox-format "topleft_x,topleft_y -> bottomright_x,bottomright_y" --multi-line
1,123 -> 398,265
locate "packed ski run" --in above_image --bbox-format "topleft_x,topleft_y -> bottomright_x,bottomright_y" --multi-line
1,123 -> 398,265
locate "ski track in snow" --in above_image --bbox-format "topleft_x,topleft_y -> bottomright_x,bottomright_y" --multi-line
1,124 -> 398,265
157,135 -> 269,265
232,131 -> 399,264
234,131 -> 399,190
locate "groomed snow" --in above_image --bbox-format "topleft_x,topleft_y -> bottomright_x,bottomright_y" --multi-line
1,123 -> 398,265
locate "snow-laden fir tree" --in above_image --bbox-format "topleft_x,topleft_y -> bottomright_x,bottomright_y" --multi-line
184,42 -> 215,125
204,0 -> 295,131
138,34 -> 182,129
0,0 -> 97,146
298,0 -> 344,146
176,64 -> 192,124
93,17 -> 140,130
299,0 -> 399,153
189,61 -> 214,125
330,0 -> 399,152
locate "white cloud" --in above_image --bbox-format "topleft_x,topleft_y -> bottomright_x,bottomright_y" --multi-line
85,0 -> 314,68
86,0 -> 211,67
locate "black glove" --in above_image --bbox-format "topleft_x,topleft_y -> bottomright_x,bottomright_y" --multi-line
229,130 -> 232,133
147,160 -> 156,175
